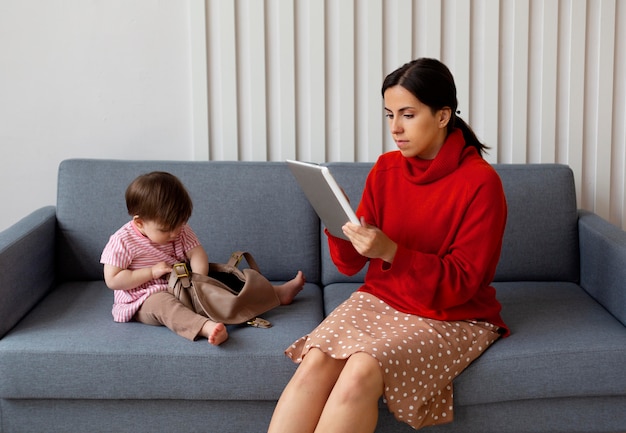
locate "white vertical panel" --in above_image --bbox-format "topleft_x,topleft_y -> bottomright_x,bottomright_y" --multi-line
499,0 -> 529,163
589,0 -> 616,220
582,0 -> 616,220
207,0 -> 238,160
540,0 -> 558,163
383,0 -> 414,152
189,0 -> 209,160
442,0 -> 471,124
415,0 -> 441,58
355,0 -> 384,162
615,1 -> 626,228
470,0 -> 500,163
295,0 -> 326,162
237,0 -> 268,161
528,0 -> 558,163
385,0 -> 414,65
557,0 -> 586,207
327,0 -> 355,161
266,0 -> 296,160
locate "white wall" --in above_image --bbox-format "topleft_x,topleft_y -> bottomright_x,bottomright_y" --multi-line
0,0 -> 198,230
1,0 -> 626,232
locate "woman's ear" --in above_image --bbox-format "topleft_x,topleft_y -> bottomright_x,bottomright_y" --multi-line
439,107 -> 452,128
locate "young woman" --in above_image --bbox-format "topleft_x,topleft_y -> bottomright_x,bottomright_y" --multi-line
268,58 -> 508,432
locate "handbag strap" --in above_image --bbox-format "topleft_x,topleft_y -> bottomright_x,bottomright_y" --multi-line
227,251 -> 261,272
169,262 -> 192,289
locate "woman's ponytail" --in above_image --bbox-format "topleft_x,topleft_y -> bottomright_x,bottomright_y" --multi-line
451,114 -> 489,157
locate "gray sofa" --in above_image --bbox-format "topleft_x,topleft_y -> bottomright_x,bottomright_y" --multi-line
1,159 -> 625,433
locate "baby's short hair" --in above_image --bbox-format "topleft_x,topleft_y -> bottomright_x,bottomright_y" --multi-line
125,171 -> 193,230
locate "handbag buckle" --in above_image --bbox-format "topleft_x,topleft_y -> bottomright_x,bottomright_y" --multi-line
247,317 -> 272,328
231,253 -> 243,266
173,262 -> 189,278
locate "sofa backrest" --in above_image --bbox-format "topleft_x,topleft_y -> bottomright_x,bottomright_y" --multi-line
56,159 -> 321,283
57,159 -> 579,285
321,163 -> 580,285
493,164 -> 579,282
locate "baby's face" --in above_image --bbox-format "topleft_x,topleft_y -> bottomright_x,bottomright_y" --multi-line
136,220 -> 184,245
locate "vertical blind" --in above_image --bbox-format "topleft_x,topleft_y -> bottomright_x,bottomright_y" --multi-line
190,0 -> 626,228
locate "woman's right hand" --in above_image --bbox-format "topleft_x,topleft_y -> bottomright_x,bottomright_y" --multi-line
342,217 -> 398,264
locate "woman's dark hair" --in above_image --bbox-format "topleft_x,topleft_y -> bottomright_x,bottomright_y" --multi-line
382,58 -> 488,157
125,171 -> 193,230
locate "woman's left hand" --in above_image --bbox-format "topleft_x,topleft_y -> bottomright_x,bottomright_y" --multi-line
342,217 -> 398,263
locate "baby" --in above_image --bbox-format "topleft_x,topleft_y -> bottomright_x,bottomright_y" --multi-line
101,171 -> 305,345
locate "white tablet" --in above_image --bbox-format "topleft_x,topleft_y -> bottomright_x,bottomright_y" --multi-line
287,160 -> 360,240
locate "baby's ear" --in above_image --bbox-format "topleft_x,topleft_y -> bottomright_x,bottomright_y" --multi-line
132,215 -> 144,228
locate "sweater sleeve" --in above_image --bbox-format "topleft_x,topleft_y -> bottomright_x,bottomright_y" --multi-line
325,164 -> 377,276
326,229 -> 368,276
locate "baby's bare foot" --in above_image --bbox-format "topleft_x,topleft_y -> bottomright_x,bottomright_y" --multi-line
202,321 -> 228,345
276,270 -> 305,305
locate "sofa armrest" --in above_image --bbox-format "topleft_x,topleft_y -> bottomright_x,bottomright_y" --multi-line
579,209 -> 626,326
0,206 -> 57,338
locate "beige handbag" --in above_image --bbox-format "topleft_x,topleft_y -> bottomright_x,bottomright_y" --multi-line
168,251 -> 279,328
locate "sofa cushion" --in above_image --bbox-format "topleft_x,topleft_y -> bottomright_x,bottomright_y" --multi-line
321,281 -> 626,406
460,281 -> 626,404
0,280 -> 324,400
493,164 -> 579,282
56,160 -> 321,283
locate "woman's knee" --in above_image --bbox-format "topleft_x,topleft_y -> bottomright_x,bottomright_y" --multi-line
293,348 -> 346,386
335,353 -> 384,400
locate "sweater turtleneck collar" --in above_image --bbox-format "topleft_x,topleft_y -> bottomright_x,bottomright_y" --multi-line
402,128 -> 472,184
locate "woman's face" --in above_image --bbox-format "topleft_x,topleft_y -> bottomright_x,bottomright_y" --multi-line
383,85 -> 450,160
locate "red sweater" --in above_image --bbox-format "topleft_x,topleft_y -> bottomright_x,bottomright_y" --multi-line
328,129 -> 509,336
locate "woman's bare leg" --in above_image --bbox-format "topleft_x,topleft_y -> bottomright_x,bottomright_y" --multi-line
268,348 -> 346,433
314,352 -> 383,433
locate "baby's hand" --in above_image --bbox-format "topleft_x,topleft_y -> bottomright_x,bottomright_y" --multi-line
152,262 -> 172,279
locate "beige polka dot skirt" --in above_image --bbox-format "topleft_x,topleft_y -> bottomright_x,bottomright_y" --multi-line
285,292 -> 501,430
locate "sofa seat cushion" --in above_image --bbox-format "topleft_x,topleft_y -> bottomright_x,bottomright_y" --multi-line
0,281 -> 324,400
322,281 -> 626,406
